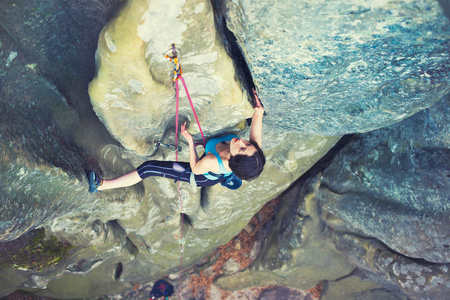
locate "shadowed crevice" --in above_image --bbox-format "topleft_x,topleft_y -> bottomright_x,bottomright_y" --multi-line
210,0 -> 256,104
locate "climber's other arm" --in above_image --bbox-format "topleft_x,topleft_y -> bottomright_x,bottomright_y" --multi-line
250,88 -> 264,148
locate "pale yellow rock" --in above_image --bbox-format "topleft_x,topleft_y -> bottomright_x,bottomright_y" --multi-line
89,0 -> 253,155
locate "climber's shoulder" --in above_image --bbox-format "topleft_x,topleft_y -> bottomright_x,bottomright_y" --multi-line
192,154 -> 220,174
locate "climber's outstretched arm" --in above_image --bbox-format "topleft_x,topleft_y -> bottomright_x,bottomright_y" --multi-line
250,88 -> 264,148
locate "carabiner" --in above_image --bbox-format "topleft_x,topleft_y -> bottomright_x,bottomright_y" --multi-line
163,43 -> 180,60
154,141 -> 180,152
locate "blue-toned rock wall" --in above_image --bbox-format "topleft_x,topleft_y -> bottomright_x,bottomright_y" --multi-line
223,0 -> 450,137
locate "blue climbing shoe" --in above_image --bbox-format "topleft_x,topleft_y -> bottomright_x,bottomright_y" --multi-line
88,170 -> 103,193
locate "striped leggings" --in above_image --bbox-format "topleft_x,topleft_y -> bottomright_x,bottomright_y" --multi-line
136,160 -> 221,187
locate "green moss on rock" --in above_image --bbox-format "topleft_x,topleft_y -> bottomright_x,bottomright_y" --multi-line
0,228 -> 76,271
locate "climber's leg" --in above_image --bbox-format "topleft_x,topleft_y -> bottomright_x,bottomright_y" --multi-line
136,160 -> 191,182
88,160 -> 221,192
97,170 -> 142,191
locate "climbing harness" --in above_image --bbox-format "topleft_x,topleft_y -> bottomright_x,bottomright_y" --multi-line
164,43 -> 206,300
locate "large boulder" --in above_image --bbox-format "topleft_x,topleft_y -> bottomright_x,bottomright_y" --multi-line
0,0 -> 125,242
220,0 -> 450,137
315,96 -> 450,297
317,96 -> 450,263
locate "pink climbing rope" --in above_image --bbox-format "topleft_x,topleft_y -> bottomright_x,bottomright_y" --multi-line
174,78 -> 184,300
180,75 -> 206,146
169,43 -> 206,299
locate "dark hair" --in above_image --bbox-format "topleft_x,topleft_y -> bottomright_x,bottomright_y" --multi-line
229,141 -> 265,181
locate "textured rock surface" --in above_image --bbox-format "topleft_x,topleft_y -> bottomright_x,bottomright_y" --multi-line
1,0 -> 449,299
318,96 -> 450,263
334,233 -> 450,299
0,0 -> 125,242
222,0 -> 450,136
314,96 -> 450,297
0,0 -> 339,298
249,178 -> 355,290
233,161 -> 406,300
88,0 -> 254,154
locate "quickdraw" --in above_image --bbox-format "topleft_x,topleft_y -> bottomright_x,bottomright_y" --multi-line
163,44 -> 182,82
154,141 -> 179,152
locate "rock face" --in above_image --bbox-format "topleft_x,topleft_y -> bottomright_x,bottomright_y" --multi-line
318,96 -> 450,263
315,96 -> 450,298
217,96 -> 449,299
0,0 -> 125,242
0,0 -> 449,299
0,0 -> 338,298
221,0 -> 450,136
88,0 -> 254,155
333,233 -> 450,300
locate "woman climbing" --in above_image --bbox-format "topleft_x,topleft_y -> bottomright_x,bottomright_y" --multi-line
88,89 -> 265,192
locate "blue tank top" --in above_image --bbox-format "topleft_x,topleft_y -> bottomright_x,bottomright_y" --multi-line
203,134 -> 238,180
